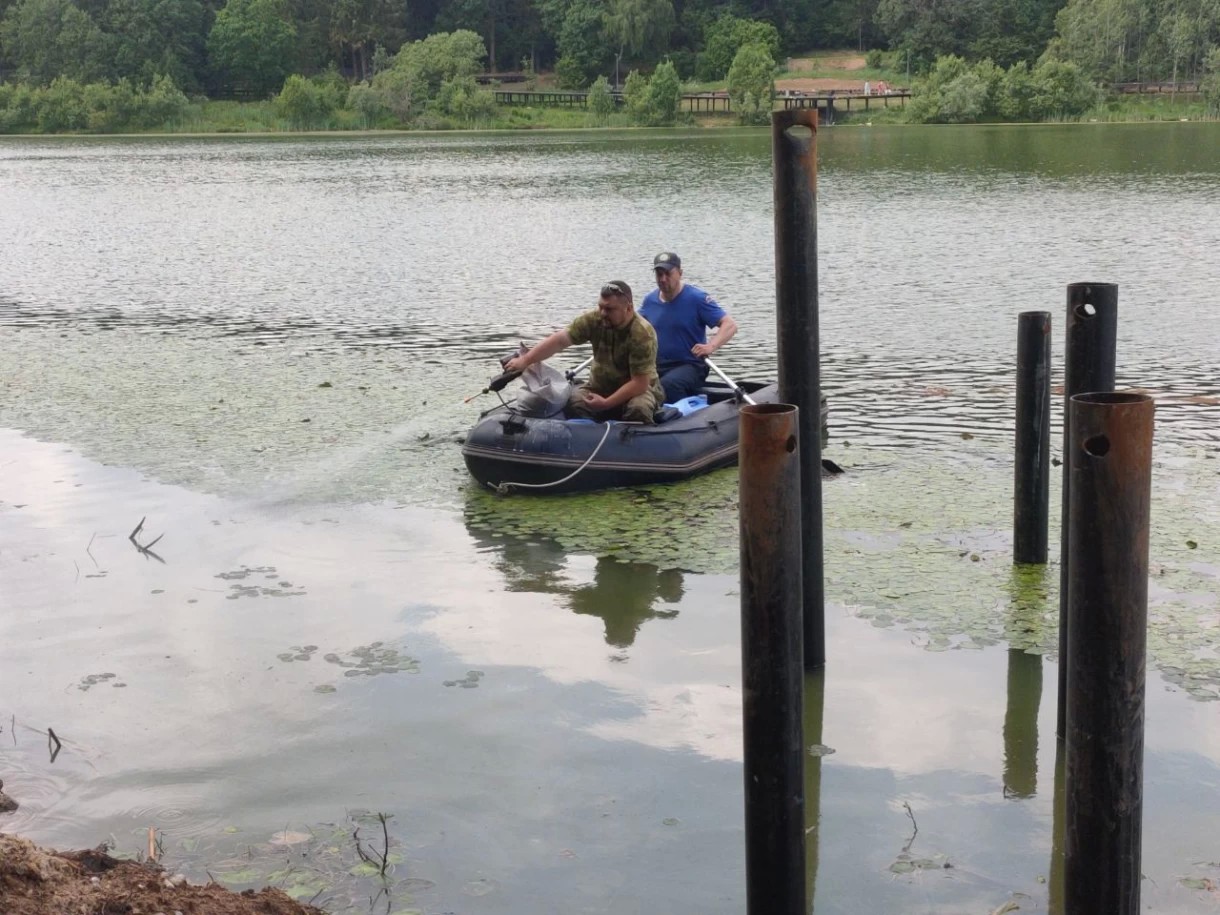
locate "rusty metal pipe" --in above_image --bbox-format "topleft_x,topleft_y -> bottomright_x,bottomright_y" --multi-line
772,108 -> 825,670
1014,311 -> 1052,564
1064,392 -> 1153,915
1057,282 -> 1118,738
739,403 -> 805,915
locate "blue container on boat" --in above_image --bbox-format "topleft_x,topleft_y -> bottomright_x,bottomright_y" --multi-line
668,394 -> 708,416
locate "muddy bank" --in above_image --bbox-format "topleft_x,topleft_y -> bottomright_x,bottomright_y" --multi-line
0,834 -> 324,915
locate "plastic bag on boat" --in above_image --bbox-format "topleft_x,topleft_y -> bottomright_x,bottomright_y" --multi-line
515,359 -> 571,417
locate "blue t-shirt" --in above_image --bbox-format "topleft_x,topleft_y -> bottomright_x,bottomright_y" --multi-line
639,283 -> 728,369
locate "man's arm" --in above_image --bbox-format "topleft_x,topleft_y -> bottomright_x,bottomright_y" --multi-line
692,315 -> 738,358
504,330 -> 573,374
583,374 -> 650,412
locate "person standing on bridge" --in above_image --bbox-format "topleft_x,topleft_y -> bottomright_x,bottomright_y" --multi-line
639,251 -> 738,404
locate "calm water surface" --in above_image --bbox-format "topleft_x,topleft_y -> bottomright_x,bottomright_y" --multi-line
1,125 -> 1219,913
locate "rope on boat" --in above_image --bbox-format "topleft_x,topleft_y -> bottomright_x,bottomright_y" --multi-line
492,422 -> 615,496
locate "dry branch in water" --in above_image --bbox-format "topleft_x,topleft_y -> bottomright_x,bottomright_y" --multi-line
129,517 -> 166,563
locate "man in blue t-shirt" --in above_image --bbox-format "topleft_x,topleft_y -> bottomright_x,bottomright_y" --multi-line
638,251 -> 739,404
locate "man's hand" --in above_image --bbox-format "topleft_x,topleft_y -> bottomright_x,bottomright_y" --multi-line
504,354 -> 530,374
691,342 -> 715,358
582,391 -> 610,412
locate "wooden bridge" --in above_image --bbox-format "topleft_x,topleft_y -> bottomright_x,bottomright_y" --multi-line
1114,80 -> 1202,94
491,88 -> 911,117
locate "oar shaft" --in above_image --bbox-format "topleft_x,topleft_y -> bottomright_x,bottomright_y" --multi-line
565,356 -> 593,380
706,358 -> 757,406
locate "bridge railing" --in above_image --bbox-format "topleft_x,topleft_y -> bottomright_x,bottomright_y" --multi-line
491,89 -> 910,114
1113,81 -> 1202,94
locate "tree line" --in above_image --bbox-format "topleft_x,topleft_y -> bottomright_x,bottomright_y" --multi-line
1,0 -> 1218,124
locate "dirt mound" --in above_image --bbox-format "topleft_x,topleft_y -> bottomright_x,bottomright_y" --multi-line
785,55 -> 868,72
0,835 -> 326,915
775,77 -> 868,92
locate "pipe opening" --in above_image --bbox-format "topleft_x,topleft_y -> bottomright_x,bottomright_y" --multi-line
1074,302 -> 1097,319
1084,435 -> 1111,457
1070,392 -> 1152,406
742,403 -> 797,416
786,435 -> 797,453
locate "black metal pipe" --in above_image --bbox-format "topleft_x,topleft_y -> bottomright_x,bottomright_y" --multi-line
1002,648 -> 1042,799
772,108 -> 824,670
1064,392 -> 1153,915
1014,311 -> 1052,564
739,402 -> 805,915
1056,282 -> 1117,738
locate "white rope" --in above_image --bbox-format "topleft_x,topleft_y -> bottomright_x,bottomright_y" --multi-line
493,421 -> 615,496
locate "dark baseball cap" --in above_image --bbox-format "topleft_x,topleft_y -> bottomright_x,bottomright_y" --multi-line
652,251 -> 681,271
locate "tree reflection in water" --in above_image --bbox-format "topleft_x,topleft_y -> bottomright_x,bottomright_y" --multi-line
568,558 -> 684,648
467,523 -> 685,649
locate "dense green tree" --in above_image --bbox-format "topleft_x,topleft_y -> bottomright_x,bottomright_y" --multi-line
905,53 -> 997,120
275,71 -> 342,125
1044,0 -> 1149,81
366,28 -> 486,117
875,0 -> 980,66
605,0 -> 673,77
103,0 -> 208,90
642,55 -> 679,121
1026,56 -> 1099,113
207,0 -> 298,95
968,0 -> 1062,66
621,65 -> 646,117
435,72 -> 496,118
1202,44 -> 1220,111
696,14 -> 779,81
907,52 -> 1098,121
329,0 -> 406,81
587,71 -> 614,118
726,40 -> 773,122
0,0 -> 113,84
554,0 -> 610,87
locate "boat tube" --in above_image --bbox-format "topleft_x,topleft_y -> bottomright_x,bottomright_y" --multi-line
462,362 -> 829,495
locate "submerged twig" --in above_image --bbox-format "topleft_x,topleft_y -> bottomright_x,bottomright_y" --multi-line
378,812 -> 392,876
128,517 -> 166,563
902,801 -> 918,852
353,826 -> 373,864
48,727 -> 62,763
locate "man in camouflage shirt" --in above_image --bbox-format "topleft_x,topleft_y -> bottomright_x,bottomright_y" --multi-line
504,280 -> 664,423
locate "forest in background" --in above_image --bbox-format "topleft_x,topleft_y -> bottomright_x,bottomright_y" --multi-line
1,0 -> 1219,130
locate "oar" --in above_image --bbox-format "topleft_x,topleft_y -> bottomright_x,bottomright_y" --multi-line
704,357 -> 757,406
564,356 -> 593,381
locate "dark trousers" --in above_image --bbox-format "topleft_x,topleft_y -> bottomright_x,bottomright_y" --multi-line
657,362 -> 708,404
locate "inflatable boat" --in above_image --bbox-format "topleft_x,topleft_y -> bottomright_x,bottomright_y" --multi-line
462,363 -> 829,495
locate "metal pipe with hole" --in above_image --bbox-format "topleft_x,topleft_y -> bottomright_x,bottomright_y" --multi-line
772,108 -> 825,669
739,402 -> 805,915
1057,282 -> 1117,738
1014,311 -> 1052,564
1064,391 -> 1153,915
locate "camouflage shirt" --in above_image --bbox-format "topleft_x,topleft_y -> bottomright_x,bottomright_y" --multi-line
566,310 -> 664,401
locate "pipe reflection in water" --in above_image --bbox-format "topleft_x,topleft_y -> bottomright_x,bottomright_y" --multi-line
803,669 -> 826,913
568,559 -> 683,648
1002,649 -> 1042,799
1049,743 -> 1066,915
1001,563 -> 1050,800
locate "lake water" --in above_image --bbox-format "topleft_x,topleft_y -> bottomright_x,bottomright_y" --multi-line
1,124 -> 1219,913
